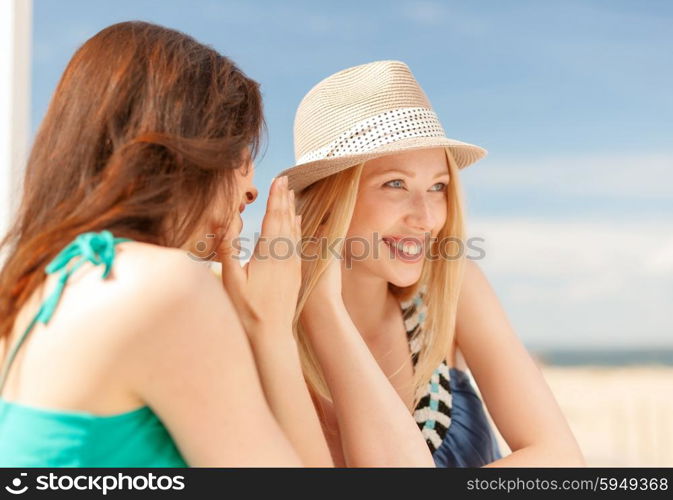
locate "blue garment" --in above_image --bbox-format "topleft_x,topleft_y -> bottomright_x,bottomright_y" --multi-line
432,367 -> 503,467
0,230 -> 187,467
400,291 -> 502,467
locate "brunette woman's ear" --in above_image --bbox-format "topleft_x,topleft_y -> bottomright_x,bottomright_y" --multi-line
245,189 -> 257,203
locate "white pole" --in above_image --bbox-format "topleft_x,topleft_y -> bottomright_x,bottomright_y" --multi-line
0,0 -> 32,249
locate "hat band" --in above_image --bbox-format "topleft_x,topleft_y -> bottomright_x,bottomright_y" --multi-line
296,107 -> 446,165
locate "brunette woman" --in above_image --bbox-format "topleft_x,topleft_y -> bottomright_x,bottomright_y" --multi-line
0,22 -> 331,467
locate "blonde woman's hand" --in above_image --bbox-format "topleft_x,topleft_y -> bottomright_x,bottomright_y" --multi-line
220,176 -> 302,338
300,224 -> 346,321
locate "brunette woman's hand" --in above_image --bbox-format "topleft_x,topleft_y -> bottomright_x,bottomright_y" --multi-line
217,177 -> 334,467
219,175 -> 302,338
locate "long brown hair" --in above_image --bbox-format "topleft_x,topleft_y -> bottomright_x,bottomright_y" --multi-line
0,21 -> 264,344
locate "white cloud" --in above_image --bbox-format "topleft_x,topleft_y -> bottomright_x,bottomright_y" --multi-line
397,1 -> 488,35
400,1 -> 447,25
469,216 -> 673,349
462,152 -> 673,199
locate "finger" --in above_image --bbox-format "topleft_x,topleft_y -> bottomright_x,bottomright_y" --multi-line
289,188 -> 296,223
219,230 -> 245,288
266,176 -> 281,213
294,214 -> 302,246
291,191 -> 302,244
285,181 -> 299,255
219,234 -> 262,334
280,176 -> 290,234
219,242 -> 247,305
261,176 -> 282,239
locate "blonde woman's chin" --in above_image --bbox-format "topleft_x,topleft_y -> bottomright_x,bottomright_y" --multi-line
383,262 -> 424,288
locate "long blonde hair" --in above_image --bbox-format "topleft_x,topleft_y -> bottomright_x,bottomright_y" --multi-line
293,148 -> 467,410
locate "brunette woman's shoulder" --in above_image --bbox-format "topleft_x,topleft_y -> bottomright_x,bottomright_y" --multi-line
114,241 -> 217,293
106,241 -> 229,334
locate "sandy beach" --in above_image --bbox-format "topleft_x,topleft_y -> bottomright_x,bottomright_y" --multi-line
483,365 -> 673,467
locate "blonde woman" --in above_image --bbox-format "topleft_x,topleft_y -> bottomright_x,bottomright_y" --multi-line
277,60 -> 585,467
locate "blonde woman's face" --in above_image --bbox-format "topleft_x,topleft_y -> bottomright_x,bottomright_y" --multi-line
345,148 -> 449,287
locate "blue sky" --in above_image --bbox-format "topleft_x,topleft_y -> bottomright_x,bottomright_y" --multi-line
31,0 -> 673,349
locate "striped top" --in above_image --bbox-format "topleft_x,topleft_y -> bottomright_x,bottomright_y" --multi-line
399,289 -> 502,467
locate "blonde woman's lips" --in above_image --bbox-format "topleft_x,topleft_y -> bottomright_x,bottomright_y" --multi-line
382,235 -> 425,263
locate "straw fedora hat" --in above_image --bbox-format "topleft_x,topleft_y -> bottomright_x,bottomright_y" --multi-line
277,60 -> 487,193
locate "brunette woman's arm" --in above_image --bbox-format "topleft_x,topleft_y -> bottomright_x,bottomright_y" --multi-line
122,250 -> 306,466
220,176 -> 333,467
245,327 -> 333,467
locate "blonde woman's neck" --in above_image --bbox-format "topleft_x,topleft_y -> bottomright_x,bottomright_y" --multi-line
341,264 -> 397,342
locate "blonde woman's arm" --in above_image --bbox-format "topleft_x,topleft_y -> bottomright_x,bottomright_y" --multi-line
301,257 -> 435,467
456,259 -> 586,467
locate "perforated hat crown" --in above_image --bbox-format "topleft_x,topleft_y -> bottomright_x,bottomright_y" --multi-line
277,60 -> 487,192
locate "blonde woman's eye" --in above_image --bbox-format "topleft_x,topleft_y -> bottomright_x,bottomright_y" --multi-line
430,182 -> 447,192
384,179 -> 405,189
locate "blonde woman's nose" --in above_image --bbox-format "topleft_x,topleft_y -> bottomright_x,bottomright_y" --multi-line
407,195 -> 436,232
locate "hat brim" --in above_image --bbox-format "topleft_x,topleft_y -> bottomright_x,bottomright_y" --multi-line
278,136 -> 487,193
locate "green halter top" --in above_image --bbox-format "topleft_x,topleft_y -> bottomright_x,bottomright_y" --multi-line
0,230 -> 187,467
